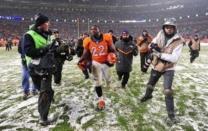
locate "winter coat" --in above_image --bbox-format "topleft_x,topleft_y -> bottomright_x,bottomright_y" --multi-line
151,30 -> 184,72
189,39 -> 200,51
115,38 -> 138,73
137,34 -> 153,53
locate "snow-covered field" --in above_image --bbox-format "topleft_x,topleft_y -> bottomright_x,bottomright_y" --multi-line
0,46 -> 207,131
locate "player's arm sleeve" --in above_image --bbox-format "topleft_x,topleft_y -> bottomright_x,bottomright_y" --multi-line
79,38 -> 91,62
83,38 -> 90,49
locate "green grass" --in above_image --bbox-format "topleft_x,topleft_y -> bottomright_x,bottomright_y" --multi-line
177,94 -> 188,116
81,112 -> 105,129
0,125 -> 16,130
81,117 -> 97,129
181,125 -> 195,131
117,115 -> 129,131
16,128 -> 33,131
52,121 -> 74,131
1,46 -> 208,130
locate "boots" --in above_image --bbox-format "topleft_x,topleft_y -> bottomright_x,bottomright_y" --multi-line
140,87 -> 153,102
23,92 -> 30,100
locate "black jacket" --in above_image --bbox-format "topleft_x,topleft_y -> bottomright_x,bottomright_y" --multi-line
115,37 -> 138,72
18,39 -> 23,55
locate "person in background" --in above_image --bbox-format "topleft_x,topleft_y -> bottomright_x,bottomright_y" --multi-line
18,37 -> 38,100
188,34 -> 200,63
137,30 -> 153,73
115,30 -> 138,88
108,30 -> 118,44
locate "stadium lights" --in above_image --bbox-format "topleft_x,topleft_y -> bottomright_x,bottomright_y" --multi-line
187,15 -> 190,18
119,20 -> 146,23
205,12 -> 208,16
196,14 -> 199,17
64,19 -> 67,22
179,16 -> 183,19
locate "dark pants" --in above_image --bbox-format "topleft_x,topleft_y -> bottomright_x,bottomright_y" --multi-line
9,44 -> 12,50
140,52 -> 148,72
146,69 -> 175,118
117,71 -> 130,86
5,45 -> 10,51
30,69 -> 54,121
54,61 -> 64,84
190,50 -> 199,63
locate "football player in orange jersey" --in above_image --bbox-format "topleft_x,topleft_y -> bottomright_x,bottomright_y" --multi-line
78,25 -> 116,110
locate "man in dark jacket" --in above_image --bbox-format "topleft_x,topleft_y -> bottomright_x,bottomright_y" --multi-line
23,14 -> 55,126
52,29 -> 73,85
115,30 -> 138,88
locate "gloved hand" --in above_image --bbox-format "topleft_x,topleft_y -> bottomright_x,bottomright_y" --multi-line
152,49 -> 161,58
150,43 -> 161,52
105,61 -> 114,67
77,60 -> 86,71
66,55 -> 73,61
132,45 -> 138,56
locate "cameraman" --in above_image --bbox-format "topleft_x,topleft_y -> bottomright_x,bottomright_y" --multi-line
140,19 -> 184,124
52,29 -> 73,85
23,14 -> 54,126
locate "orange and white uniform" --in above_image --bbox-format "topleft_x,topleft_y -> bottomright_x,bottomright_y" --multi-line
83,34 -> 113,86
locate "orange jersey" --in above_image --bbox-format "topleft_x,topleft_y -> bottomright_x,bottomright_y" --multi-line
83,34 -> 113,63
